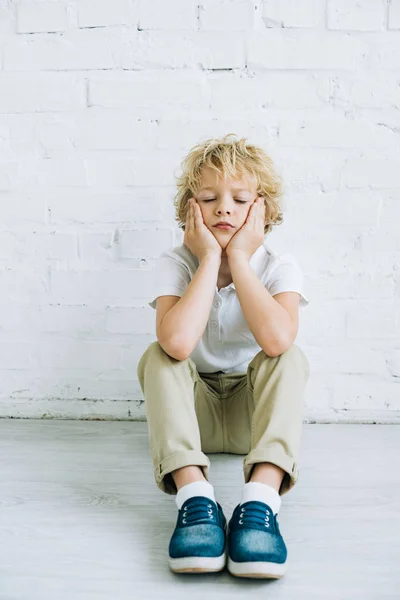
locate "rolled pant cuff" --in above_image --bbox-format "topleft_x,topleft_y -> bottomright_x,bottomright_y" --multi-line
243,446 -> 299,496
155,450 -> 211,495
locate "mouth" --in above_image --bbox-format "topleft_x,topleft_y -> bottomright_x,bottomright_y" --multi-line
214,224 -> 234,230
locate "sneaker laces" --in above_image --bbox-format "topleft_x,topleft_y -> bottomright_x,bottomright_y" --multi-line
181,498 -> 216,525
238,502 -> 271,529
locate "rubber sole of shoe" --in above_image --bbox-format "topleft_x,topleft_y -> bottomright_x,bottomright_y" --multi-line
227,557 -> 288,579
169,550 -> 227,573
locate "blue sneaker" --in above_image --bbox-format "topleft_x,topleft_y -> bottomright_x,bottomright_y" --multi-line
227,501 -> 288,579
168,496 -> 227,573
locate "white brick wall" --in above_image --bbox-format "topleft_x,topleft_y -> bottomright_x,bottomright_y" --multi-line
0,0 -> 399,422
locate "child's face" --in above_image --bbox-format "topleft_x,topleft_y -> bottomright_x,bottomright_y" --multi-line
194,166 -> 260,250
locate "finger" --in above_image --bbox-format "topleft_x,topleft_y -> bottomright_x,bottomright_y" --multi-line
251,198 -> 259,219
187,198 -> 194,231
259,198 -> 266,228
192,199 -> 201,228
191,198 -> 197,229
251,198 -> 262,227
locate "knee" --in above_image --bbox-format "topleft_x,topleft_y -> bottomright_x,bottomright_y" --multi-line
278,344 -> 310,376
136,341 -> 165,377
144,340 -> 164,358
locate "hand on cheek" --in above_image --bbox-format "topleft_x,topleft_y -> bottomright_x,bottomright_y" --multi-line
225,197 -> 265,261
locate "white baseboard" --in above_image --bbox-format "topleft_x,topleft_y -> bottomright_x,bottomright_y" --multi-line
0,399 -> 399,424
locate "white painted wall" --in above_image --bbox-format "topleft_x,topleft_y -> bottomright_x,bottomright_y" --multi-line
0,0 -> 399,422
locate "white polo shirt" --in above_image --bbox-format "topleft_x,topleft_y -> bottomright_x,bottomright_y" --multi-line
149,242 -> 309,374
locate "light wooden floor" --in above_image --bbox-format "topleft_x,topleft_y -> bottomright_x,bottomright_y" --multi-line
0,420 -> 399,600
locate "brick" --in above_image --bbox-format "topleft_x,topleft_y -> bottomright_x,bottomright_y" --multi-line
248,30 -> 367,70
84,158 -> 136,188
49,269 -> 154,305
368,34 -> 400,69
0,192 -> 46,225
199,0 -> 255,30
0,73 -> 85,113
346,302 -> 399,339
276,226 -> 397,277
16,1 -> 69,34
298,301 -> 346,344
263,0 -> 325,28
46,190 -> 167,224
305,344 -> 388,375
83,150 -> 180,188
119,30 -> 245,70
342,158 -> 400,189
0,162 -> 19,190
138,0 -> 197,30
41,305 -> 106,334
277,147 -> 344,192
105,307 -> 156,335
0,342 -> 39,368
305,273 -> 396,301
0,5 -> 14,34
329,73 -> 400,109
37,158 -> 87,187
386,349 -> 400,378
38,340 -> 121,369
327,0 -> 385,31
379,197 -> 400,228
388,0 -> 400,29
0,268 -> 49,308
287,191 -> 380,227
77,229 -> 173,263
89,71 -> 210,110
210,72 -> 329,110
279,114 -> 400,150
78,0 -> 138,28
73,111 -> 158,151
332,375 -> 400,410
194,31 -> 245,69
0,232 -> 77,263
35,116 -> 78,151
4,28 -> 133,71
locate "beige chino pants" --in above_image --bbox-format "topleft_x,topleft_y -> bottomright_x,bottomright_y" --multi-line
137,341 -> 310,496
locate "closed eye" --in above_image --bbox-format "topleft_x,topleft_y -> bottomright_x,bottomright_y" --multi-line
203,199 -> 247,203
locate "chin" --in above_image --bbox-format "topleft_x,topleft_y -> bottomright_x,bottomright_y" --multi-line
212,231 -> 233,248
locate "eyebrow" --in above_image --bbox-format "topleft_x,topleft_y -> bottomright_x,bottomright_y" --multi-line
199,187 -> 251,193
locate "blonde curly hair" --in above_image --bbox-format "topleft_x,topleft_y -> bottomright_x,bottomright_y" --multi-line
174,133 -> 285,236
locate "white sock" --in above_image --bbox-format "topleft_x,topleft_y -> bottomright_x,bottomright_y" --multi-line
175,480 -> 216,510
241,482 -> 282,515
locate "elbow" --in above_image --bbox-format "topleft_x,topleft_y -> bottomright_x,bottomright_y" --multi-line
157,336 -> 191,362
169,340 -> 193,362
263,347 -> 281,358
169,347 -> 191,362
262,336 -> 292,358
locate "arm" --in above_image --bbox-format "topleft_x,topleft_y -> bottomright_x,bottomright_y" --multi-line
228,252 -> 294,357
158,253 -> 220,360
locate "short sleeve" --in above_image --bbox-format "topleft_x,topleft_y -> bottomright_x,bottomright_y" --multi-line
266,254 -> 310,308
148,252 -> 191,310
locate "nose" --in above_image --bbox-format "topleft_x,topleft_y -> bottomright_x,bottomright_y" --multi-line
216,200 -> 233,214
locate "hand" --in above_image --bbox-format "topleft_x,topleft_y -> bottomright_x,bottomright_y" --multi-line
183,198 -> 222,262
226,197 -> 266,262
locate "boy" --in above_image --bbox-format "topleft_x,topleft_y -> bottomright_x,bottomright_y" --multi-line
137,134 -> 310,579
